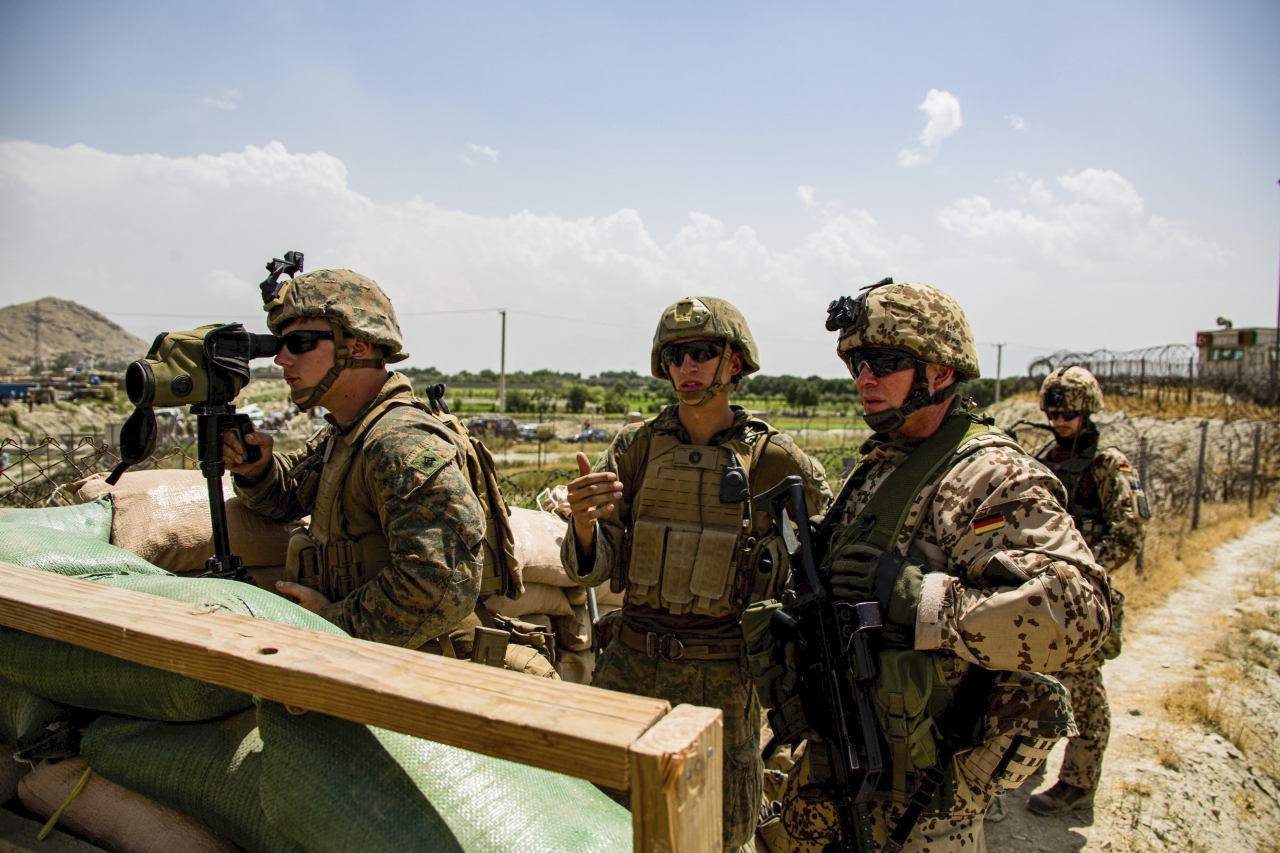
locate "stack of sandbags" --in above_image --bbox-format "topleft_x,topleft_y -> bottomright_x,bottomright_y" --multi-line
72,470 -> 302,588
0,538 -> 633,852
496,508 -> 622,685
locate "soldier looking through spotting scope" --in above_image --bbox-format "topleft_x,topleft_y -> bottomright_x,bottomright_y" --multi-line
747,279 -> 1112,853
223,262 -> 549,676
561,296 -> 831,851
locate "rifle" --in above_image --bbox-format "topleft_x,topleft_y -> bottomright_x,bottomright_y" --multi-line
756,475 -> 884,853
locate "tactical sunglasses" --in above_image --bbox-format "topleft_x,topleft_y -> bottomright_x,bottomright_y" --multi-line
842,348 -> 916,378
1047,410 -> 1083,421
278,330 -> 335,355
661,340 -> 726,369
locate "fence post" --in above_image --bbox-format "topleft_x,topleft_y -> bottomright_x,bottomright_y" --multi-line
1248,424 -> 1262,517
1187,356 -> 1195,407
1136,436 -> 1148,575
1191,421 -> 1208,531
1139,357 -> 1146,400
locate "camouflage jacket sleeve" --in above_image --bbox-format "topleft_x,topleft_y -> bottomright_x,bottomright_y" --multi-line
1089,448 -> 1150,571
916,444 -> 1112,672
560,423 -> 646,587
232,428 -> 329,520
762,432 -> 834,518
319,421 -> 486,648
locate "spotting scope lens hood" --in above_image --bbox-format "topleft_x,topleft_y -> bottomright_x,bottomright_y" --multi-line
125,359 -> 157,407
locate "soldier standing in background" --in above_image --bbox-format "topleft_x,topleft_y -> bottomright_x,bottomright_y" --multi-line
753,280 -> 1111,852
1027,366 -> 1151,815
224,269 -> 537,671
562,296 -> 831,851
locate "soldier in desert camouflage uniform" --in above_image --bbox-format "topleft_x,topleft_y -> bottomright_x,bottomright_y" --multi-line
224,269 -> 512,660
751,279 -> 1111,853
562,297 -> 831,850
1027,366 -> 1150,816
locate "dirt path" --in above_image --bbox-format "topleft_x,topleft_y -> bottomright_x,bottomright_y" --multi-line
988,512 -> 1280,853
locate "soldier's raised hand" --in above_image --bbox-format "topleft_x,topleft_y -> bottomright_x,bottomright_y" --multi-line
566,451 -> 623,553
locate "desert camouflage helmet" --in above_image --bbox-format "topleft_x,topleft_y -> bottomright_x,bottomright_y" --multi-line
263,269 -> 407,410
1040,366 -> 1105,414
829,279 -> 980,381
826,278 -> 979,432
650,297 -> 760,406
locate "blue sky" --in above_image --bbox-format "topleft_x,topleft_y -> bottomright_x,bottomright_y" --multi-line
1,1 -> 1277,378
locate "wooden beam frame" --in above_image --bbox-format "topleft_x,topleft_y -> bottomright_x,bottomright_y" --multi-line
0,563 -> 723,852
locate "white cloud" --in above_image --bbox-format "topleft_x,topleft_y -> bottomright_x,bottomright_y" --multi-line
898,89 -> 962,167
1007,114 -> 1026,130
797,185 -> 815,207
469,143 -> 499,161
942,166 -> 1228,268
0,143 -> 1233,377
202,89 -> 241,111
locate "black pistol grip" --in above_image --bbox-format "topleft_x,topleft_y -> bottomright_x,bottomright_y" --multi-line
231,414 -> 261,465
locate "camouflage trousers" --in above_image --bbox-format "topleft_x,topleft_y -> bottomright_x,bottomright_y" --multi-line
593,639 -> 762,850
1055,665 -> 1110,791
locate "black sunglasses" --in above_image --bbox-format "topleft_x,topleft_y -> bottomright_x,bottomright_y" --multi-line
661,340 -> 726,369
842,348 -> 916,378
279,330 -> 335,354
1047,410 -> 1083,421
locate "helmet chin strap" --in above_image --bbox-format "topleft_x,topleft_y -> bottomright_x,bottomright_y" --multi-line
290,319 -> 389,412
861,360 -> 955,433
672,345 -> 735,408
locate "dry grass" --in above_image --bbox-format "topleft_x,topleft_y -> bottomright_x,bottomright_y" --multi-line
1111,500 -> 1264,611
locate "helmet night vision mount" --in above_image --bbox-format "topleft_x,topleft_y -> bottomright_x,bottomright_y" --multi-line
107,251 -> 305,583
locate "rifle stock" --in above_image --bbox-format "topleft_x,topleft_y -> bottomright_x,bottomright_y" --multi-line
756,475 -> 884,853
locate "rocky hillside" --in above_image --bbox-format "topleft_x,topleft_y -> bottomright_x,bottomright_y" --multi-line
0,298 -> 148,371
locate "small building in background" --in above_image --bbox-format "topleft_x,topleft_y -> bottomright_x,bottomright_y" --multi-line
1195,325 -> 1278,381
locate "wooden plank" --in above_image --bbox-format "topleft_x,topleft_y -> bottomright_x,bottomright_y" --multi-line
629,703 -> 723,853
0,562 -> 669,788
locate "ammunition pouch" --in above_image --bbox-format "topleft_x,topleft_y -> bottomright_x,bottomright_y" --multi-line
320,534 -> 392,600
285,530 -> 321,591
874,650 -> 952,803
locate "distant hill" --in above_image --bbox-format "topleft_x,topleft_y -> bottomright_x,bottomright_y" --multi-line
0,298 -> 149,372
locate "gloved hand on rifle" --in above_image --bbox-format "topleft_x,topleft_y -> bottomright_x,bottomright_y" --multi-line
827,547 -> 925,647
742,599 -> 799,710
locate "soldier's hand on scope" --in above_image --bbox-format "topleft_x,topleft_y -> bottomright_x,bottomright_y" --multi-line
566,452 -> 622,553
222,428 -> 273,480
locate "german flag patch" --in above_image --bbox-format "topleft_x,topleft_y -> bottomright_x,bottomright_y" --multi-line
1118,463 -> 1134,473
973,513 -> 1006,536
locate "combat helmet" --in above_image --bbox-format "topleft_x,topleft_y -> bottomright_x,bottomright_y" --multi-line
1039,366 -> 1105,416
262,268 -> 408,410
650,297 -> 760,407
826,278 -> 979,432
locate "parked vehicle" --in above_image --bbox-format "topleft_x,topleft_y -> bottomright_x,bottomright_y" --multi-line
463,414 -> 519,440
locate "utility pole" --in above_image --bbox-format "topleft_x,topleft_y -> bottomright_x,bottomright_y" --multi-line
1274,180 -> 1280,404
994,343 -> 1004,405
32,299 -> 41,376
498,309 -> 507,414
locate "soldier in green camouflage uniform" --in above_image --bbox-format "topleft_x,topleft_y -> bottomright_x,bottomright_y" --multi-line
562,297 -> 831,851
1027,366 -> 1150,816
752,280 -> 1110,853
224,269 -> 488,651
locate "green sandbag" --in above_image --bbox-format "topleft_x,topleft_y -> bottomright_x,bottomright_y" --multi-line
257,699 -> 633,853
0,674 -> 62,747
0,494 -> 113,541
0,522 -> 168,576
0,629 -> 251,722
80,710 -> 304,853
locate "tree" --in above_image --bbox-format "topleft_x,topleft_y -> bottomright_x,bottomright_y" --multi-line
565,383 -> 591,413
785,379 -> 820,412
